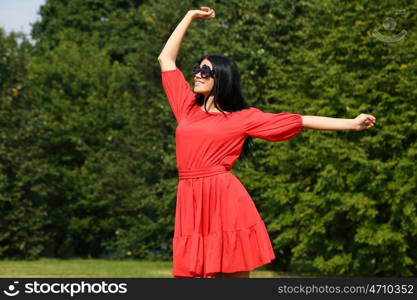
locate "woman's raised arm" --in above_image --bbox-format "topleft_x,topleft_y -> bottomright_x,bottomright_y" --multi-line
157,7 -> 215,71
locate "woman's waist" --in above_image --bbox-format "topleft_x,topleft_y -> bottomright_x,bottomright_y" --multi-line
177,164 -> 232,180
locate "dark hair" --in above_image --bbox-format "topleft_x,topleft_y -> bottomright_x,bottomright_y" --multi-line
194,54 -> 254,162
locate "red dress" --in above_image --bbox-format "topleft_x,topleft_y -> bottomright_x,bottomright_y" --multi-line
161,68 -> 304,278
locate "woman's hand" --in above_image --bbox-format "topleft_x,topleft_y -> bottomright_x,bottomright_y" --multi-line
187,7 -> 215,20
352,113 -> 376,131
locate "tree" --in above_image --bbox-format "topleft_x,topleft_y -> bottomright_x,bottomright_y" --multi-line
0,29 -> 51,259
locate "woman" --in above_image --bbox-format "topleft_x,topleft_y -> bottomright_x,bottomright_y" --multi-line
158,7 -> 376,278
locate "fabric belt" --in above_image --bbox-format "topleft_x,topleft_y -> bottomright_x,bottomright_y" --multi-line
178,165 -> 230,180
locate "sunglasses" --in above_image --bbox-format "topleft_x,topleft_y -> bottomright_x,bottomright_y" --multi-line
192,64 -> 215,79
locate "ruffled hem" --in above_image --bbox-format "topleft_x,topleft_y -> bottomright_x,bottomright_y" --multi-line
172,219 -> 276,278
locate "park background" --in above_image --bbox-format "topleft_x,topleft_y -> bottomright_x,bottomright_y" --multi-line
0,0 -> 416,277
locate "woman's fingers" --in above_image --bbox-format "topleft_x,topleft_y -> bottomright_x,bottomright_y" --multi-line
193,6 -> 215,19
191,7 -> 215,20
365,115 -> 376,128
200,7 -> 211,14
200,6 -> 214,15
354,113 -> 376,130
368,116 -> 376,124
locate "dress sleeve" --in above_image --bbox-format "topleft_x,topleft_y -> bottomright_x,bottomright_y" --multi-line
161,68 -> 196,122
245,107 -> 304,142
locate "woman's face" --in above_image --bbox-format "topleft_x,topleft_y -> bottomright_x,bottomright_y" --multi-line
193,58 -> 215,95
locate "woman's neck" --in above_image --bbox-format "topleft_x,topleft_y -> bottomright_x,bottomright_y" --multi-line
202,95 -> 221,112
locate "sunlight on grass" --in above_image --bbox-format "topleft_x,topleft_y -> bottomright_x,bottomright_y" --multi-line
0,258 -> 315,278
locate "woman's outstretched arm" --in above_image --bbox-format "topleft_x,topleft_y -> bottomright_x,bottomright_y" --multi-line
301,114 -> 376,131
157,7 -> 215,71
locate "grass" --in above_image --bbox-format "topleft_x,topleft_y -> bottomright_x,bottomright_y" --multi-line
0,258 -> 315,278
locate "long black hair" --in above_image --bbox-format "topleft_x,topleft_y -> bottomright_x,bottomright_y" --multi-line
194,54 -> 254,162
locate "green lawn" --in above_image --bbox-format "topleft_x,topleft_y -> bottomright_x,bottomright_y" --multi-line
0,258 -> 314,278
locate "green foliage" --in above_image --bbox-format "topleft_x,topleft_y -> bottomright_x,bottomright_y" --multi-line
0,0 -> 416,276
0,30 -> 51,259
235,0 -> 417,276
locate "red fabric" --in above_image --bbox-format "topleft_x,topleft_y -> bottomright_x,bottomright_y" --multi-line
161,67 -> 304,278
